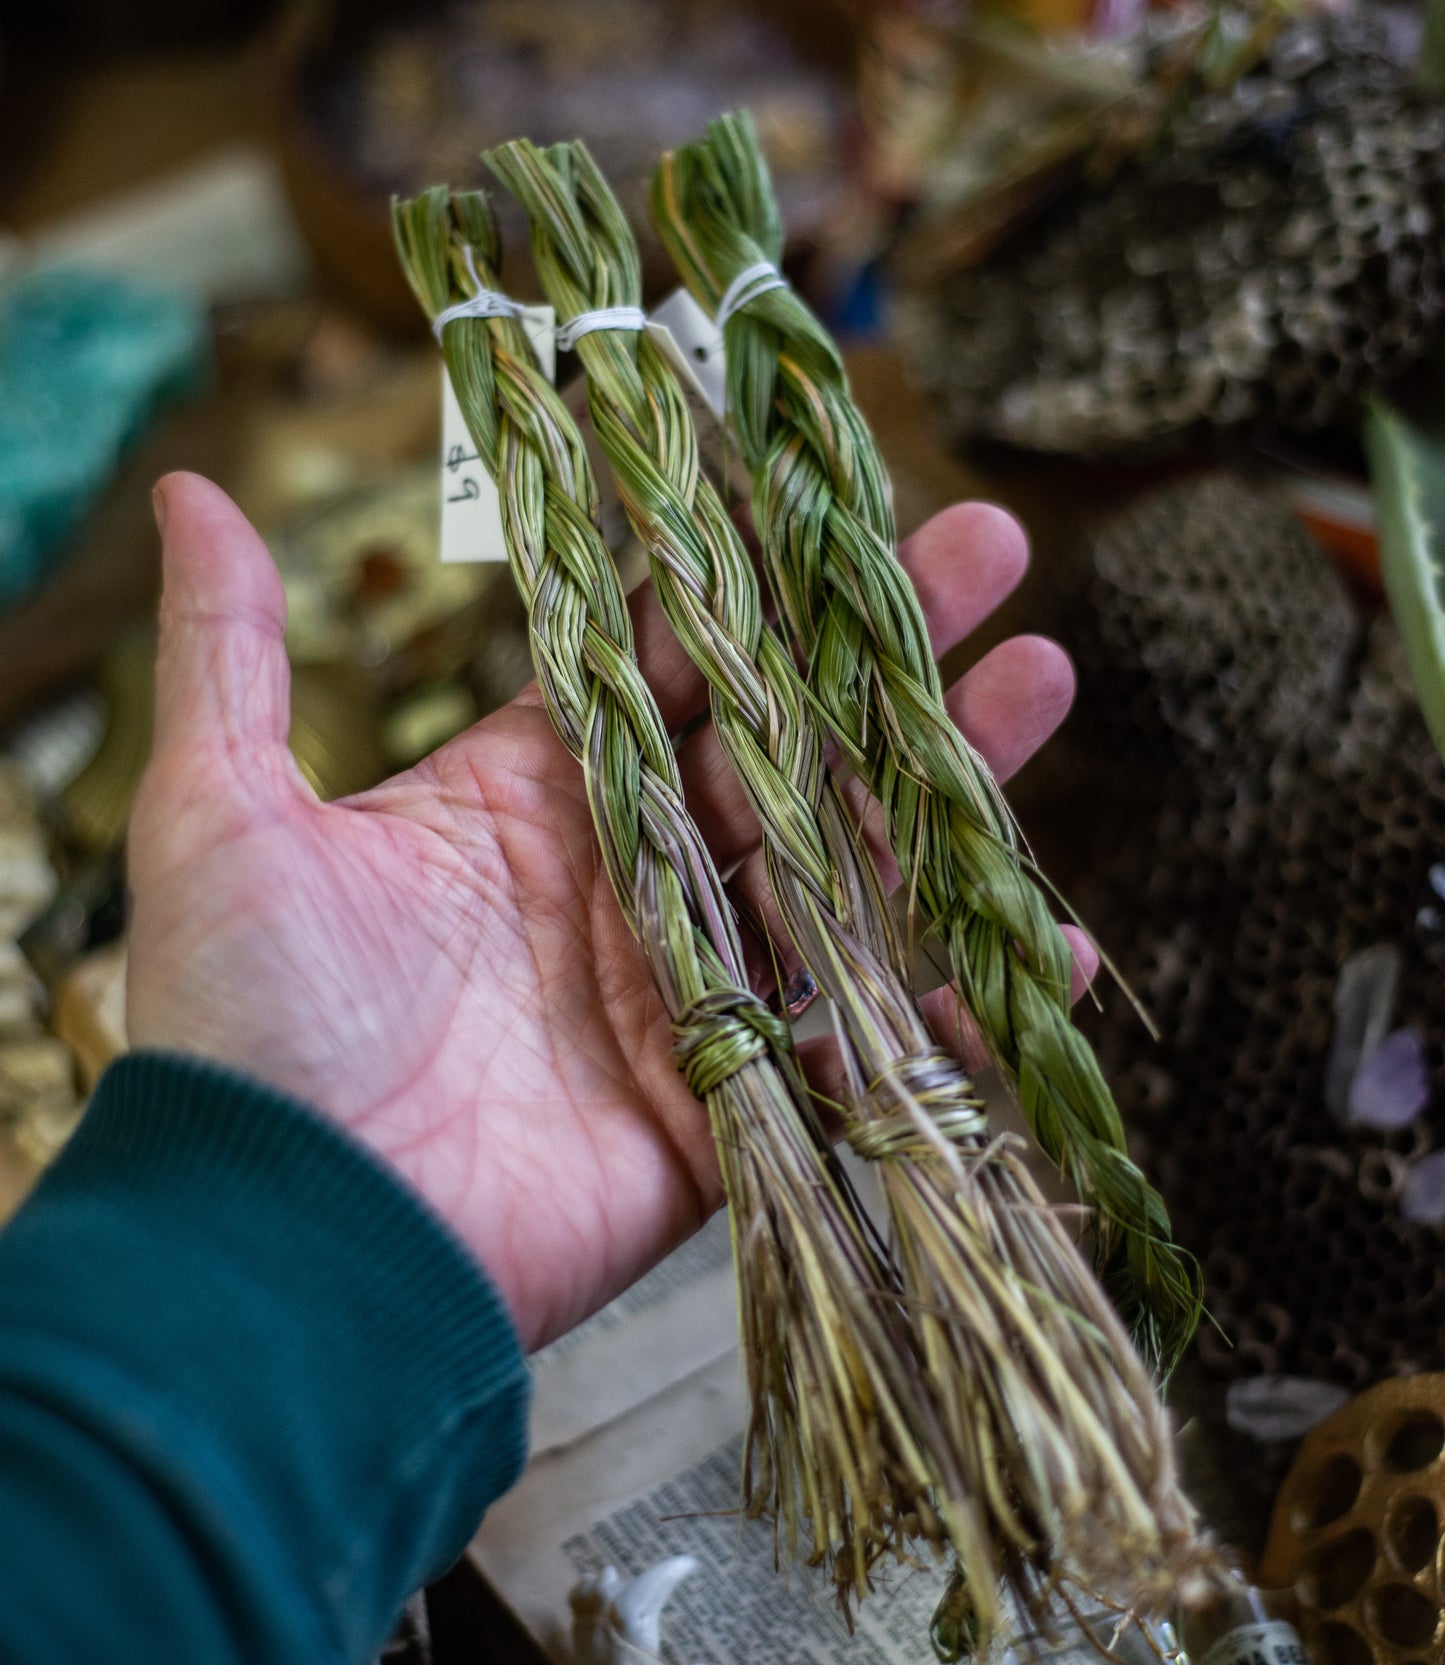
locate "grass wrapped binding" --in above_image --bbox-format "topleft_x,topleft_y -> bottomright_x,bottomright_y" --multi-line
487,135 -> 1203,1642
391,185 -> 971,1600
651,111 -> 1202,1375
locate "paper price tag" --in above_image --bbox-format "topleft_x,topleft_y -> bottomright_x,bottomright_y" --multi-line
522,303 -> 558,385
648,287 -> 725,417
438,303 -> 555,565
645,289 -> 741,495
439,373 -> 504,564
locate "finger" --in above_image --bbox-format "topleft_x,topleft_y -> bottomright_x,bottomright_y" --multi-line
944,635 -> 1075,784
901,502 -> 1030,654
1061,925 -> 1100,1004
676,720 -> 760,870
917,984 -> 994,1076
795,1033 -> 851,1120
672,503 -> 1035,862
679,630 -> 1073,889
150,472 -> 294,776
725,845 -> 803,996
629,581 -> 714,733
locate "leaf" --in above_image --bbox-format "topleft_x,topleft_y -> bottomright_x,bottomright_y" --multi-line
1421,0 -> 1445,96
1364,397 -> 1445,763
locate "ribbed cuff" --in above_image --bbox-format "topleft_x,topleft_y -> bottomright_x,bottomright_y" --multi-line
55,1050 -> 529,1461
0,1050 -> 530,1657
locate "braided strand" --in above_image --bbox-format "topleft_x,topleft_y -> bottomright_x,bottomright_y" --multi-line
393,185 -> 946,1589
490,139 -> 1202,1641
651,111 -> 1202,1372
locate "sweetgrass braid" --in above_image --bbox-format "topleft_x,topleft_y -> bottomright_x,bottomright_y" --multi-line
391,186 -> 954,1586
651,112 -> 1202,1373
487,137 -> 1202,1634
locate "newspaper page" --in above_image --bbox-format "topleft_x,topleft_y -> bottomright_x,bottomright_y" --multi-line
473,1348 -> 950,1665
470,1087 -> 1049,1663
527,1211 -> 738,1457
471,1193 -> 952,1664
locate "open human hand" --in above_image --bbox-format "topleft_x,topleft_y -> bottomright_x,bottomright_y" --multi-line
127,471 -> 1091,1350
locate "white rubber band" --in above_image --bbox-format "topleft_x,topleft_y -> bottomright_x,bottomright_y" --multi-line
432,249 -> 526,342
555,305 -> 647,353
714,260 -> 788,331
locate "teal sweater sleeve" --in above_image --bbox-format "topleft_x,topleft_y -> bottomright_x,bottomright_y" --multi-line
0,1051 -> 531,1663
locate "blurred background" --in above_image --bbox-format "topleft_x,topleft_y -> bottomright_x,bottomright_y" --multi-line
2,2 -> 1445,1657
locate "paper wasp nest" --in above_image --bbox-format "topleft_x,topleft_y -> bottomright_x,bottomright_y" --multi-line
1070,474 -> 1445,1391
905,9 -> 1445,453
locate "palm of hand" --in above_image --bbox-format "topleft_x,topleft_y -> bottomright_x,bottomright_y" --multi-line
131,687 -> 718,1350
130,474 -> 1083,1351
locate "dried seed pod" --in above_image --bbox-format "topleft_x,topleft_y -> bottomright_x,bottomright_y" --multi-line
1261,1375 -> 1445,1662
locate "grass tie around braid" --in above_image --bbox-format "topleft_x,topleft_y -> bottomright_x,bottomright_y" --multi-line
488,137 -> 1203,1643
651,112 -> 1202,1373
392,185 -> 971,1595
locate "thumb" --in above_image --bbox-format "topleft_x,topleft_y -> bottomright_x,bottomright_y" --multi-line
150,472 -> 294,781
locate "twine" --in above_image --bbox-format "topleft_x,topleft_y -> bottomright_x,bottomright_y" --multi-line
714,258 -> 788,331
673,988 -> 792,1099
556,305 -> 646,352
431,246 -> 527,341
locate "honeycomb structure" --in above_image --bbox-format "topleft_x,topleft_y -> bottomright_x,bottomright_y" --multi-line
1069,473 -> 1445,1392
903,9 -> 1445,455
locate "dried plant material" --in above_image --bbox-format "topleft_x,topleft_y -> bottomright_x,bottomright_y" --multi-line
1224,1376 -> 1351,1446
651,110 -> 1199,1372
0,762 -> 59,941
488,134 -> 1202,1643
897,9 -> 1445,455
1072,480 -> 1445,1396
0,1034 -> 80,1167
1261,1375 -> 1445,1662
393,185 -> 959,1611
1401,1150 -> 1445,1226
1348,1030 -> 1431,1133
1326,945 -> 1404,1122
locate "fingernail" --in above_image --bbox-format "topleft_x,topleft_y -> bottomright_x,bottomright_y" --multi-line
781,966 -> 819,1018
151,482 -> 168,539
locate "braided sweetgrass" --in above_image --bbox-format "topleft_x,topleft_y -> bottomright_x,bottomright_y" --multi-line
651,112 -> 1202,1373
489,136 -> 1202,1640
392,185 -> 951,1589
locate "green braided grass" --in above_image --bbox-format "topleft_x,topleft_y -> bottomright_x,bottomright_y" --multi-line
393,185 -> 949,1585
651,111 -> 1202,1375
488,138 -> 1202,1640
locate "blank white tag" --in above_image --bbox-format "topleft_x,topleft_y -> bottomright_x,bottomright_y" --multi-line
646,289 -> 738,491
438,304 -> 555,565
648,287 -> 725,417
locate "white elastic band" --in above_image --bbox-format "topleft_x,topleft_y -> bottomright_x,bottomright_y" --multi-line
714,260 -> 788,331
555,305 -> 647,353
432,248 -> 527,342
